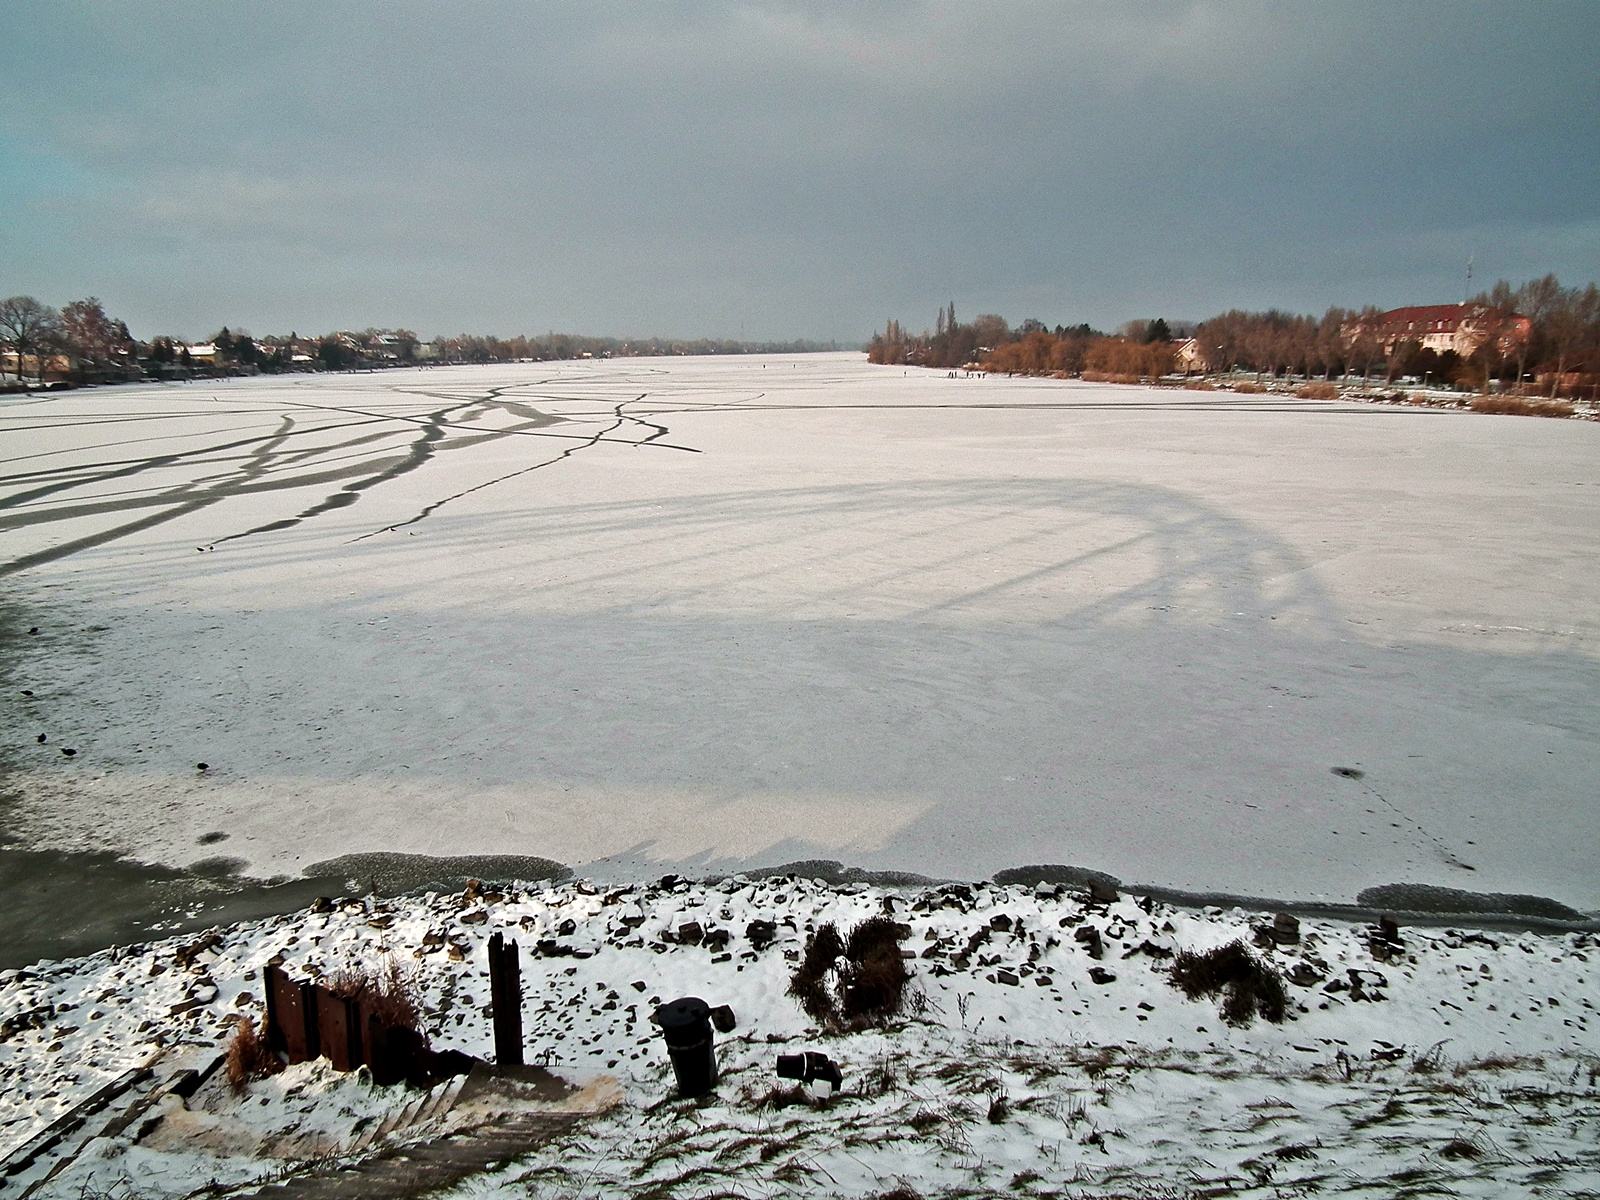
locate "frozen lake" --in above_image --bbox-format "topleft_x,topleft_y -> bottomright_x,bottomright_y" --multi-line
2,355 -> 1597,910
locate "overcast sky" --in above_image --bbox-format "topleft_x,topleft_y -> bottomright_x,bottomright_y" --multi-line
3,1 -> 1597,342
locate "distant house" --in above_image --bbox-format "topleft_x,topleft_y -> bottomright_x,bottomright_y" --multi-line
368,333 -> 406,361
1,351 -> 72,379
185,343 -> 218,364
1353,303 -> 1530,358
1173,337 -> 1206,373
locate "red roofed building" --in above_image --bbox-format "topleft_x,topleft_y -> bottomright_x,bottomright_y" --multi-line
1350,303 -> 1530,358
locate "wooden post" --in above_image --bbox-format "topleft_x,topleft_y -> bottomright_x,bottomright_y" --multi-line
488,932 -> 524,1067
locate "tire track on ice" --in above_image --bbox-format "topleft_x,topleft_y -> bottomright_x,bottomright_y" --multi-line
348,393 -> 696,542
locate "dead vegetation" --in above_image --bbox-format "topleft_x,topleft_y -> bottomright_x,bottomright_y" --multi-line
788,916 -> 909,1029
1470,395 -> 1575,418
1167,941 -> 1287,1026
1079,370 -> 1150,385
326,956 -> 423,1033
1295,382 -> 1341,399
224,1016 -> 282,1091
487,1036 -> 1600,1200
756,1083 -> 822,1111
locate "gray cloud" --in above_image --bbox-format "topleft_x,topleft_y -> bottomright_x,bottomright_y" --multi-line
2,1 -> 1596,340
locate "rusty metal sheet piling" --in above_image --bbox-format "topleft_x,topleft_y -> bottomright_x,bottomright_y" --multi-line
264,964 -> 319,1063
314,985 -> 363,1072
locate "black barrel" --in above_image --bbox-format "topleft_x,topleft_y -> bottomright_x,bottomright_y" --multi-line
654,996 -> 717,1096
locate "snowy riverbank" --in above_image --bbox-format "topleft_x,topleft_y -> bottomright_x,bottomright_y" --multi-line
3,873 -> 1596,1196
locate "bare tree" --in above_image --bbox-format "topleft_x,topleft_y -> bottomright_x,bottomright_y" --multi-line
0,296 -> 62,384
1316,307 -> 1348,380
1542,289 -> 1585,398
1349,306 -> 1385,382
1579,284 -> 1600,405
1386,337 -> 1420,384
1516,274 -> 1564,391
1467,307 -> 1509,393
60,297 -> 124,369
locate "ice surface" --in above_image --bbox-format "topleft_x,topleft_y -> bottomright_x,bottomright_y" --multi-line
1,357 -> 1596,907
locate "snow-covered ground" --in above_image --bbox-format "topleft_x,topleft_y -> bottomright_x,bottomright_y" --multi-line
3,876 -> 1596,1196
2,355 -> 1598,907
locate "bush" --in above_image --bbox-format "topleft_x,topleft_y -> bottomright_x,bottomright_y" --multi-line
1082,337 -> 1175,380
225,1017 -> 282,1091
1470,396 -> 1574,418
328,957 -> 423,1033
1296,382 -> 1340,399
1168,941 -> 1286,1026
789,923 -> 845,1023
788,916 -> 908,1029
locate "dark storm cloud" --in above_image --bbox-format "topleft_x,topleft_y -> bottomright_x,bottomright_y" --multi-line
2,1 -> 1596,340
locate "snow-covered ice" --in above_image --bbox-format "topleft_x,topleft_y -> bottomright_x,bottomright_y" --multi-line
2,355 -> 1597,907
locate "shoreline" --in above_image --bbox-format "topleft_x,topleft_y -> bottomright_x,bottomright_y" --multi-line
2,847 -> 1595,973
3,872 -> 1595,1195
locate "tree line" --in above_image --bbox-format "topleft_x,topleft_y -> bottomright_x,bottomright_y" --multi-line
869,276 -> 1600,398
0,293 -> 843,387
427,332 -> 838,365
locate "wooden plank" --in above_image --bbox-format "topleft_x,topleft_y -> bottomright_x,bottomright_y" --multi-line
246,1108 -> 580,1199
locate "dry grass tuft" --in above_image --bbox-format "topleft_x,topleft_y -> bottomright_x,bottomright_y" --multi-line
905,1108 -> 946,1133
225,1016 -> 283,1091
1168,941 -> 1287,1026
369,958 -> 423,1031
1183,379 -> 1216,391
327,956 -> 423,1032
788,923 -> 845,1024
1410,1041 -> 1450,1074
1296,382 -> 1340,400
1470,395 -> 1574,418
756,1084 -> 819,1110
788,916 -> 908,1028
1232,381 -> 1264,394
1452,1052 -> 1529,1075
